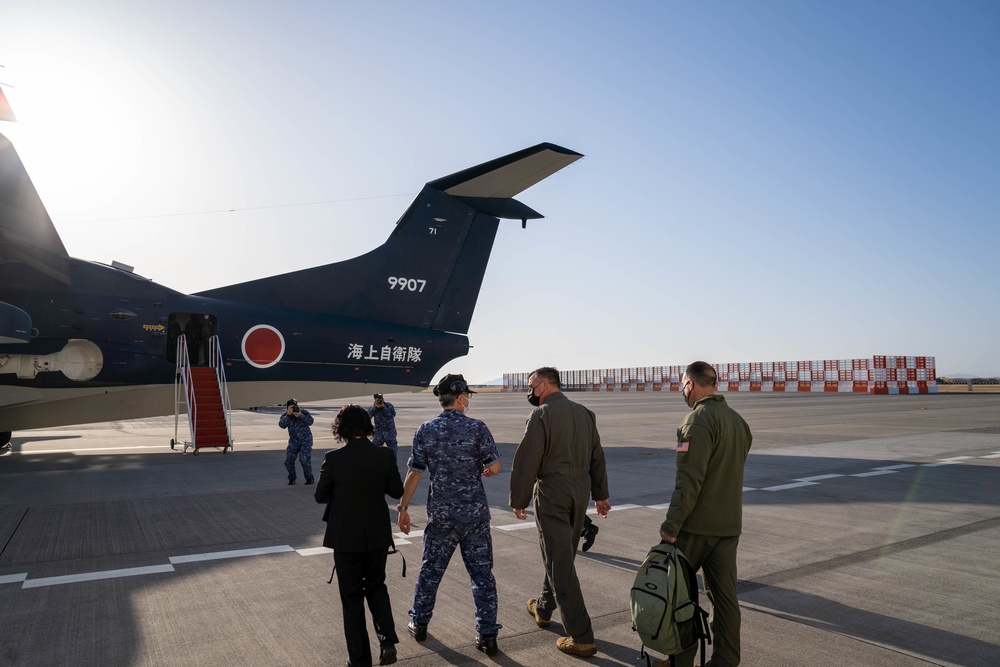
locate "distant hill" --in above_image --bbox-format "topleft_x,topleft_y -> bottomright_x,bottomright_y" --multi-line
942,373 -> 978,379
477,377 -> 504,386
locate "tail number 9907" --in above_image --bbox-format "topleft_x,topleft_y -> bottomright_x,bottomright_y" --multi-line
388,277 -> 426,292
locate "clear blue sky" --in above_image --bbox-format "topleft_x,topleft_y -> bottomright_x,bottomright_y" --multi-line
3,1 -> 998,382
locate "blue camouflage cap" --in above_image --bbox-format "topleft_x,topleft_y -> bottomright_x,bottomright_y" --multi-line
433,373 -> 477,396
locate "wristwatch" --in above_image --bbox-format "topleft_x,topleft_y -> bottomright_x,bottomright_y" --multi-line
396,504 -> 408,512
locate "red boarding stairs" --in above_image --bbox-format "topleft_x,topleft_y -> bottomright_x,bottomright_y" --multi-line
172,334 -> 234,455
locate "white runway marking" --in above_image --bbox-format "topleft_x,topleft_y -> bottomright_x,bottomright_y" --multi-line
763,481 -> 817,491
495,523 -> 536,531
394,529 -> 424,539
0,573 -> 28,585
18,445 -> 168,454
923,456 -> 975,467
169,545 -> 295,564
797,474 -> 845,482
296,547 -> 333,556
22,564 -> 175,589
852,464 -> 917,477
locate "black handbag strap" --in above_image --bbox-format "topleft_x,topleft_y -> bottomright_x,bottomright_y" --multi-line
327,544 -> 406,584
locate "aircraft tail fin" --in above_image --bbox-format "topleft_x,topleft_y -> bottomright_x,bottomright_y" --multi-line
0,130 -> 70,283
197,143 -> 582,334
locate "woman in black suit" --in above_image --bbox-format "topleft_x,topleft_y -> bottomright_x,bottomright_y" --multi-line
315,404 -> 405,667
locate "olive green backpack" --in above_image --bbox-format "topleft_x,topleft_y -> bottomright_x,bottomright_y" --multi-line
630,541 -> 711,666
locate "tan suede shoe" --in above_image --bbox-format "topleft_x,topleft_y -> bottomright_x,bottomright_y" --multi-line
526,598 -> 551,628
556,636 -> 597,657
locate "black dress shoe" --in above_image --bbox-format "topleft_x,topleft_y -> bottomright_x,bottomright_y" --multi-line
475,634 -> 498,656
304,478 -> 314,485
287,479 -> 296,485
378,642 -> 397,665
581,523 -> 599,552
407,620 -> 427,641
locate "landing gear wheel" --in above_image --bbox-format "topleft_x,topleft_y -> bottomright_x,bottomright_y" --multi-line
223,447 -> 229,454
170,438 -> 176,451
1,431 -> 11,450
192,448 -> 199,456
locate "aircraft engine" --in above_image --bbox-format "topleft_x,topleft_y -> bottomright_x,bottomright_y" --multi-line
0,339 -> 103,381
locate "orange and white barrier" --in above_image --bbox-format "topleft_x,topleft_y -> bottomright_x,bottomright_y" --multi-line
502,356 -> 937,395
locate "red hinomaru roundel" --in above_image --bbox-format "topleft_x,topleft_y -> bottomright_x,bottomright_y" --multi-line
241,325 -> 285,368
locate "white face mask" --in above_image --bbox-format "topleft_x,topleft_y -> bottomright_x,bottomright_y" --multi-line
458,395 -> 470,412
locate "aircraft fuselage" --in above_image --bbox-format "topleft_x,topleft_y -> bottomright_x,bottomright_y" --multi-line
0,257 -> 467,432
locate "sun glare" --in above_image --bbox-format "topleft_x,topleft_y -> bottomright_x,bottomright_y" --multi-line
2,21 -> 174,230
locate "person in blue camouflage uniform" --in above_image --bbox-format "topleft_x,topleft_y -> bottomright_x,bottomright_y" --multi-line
367,393 -> 398,460
279,398 -> 314,485
396,374 -> 503,656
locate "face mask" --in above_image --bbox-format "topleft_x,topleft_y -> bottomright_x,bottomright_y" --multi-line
681,383 -> 692,408
527,388 -> 541,407
459,395 -> 470,412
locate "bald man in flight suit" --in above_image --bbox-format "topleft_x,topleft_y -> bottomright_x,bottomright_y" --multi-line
655,360 -> 752,667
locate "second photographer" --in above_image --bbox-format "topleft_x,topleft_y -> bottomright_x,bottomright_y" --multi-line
367,393 -> 398,462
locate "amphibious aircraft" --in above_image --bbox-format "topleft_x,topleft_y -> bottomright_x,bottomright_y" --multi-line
0,118 -> 582,446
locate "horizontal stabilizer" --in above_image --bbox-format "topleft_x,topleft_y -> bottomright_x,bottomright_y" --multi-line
453,196 -> 543,221
428,143 -> 583,198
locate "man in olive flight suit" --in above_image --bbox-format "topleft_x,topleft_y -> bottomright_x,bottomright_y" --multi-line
656,361 -> 752,667
510,366 -> 610,658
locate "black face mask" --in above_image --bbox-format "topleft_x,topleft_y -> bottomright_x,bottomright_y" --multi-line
527,388 -> 541,407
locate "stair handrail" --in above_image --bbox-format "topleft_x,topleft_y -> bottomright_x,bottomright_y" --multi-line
206,335 -> 233,448
173,334 -> 197,448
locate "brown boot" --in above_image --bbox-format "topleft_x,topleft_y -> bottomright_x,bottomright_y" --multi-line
526,598 -> 551,628
556,636 -> 597,657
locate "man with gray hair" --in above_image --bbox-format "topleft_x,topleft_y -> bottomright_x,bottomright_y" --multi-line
510,366 -> 611,658
396,373 -> 503,656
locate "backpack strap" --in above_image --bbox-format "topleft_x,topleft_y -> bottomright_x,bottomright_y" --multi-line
637,643 -> 652,667
674,544 -> 712,667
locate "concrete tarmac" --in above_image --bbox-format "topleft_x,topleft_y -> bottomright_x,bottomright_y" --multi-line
1,391 -> 998,666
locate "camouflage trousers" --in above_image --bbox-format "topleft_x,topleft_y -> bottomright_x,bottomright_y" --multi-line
372,434 -> 398,460
410,518 -> 501,637
284,441 -> 313,482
